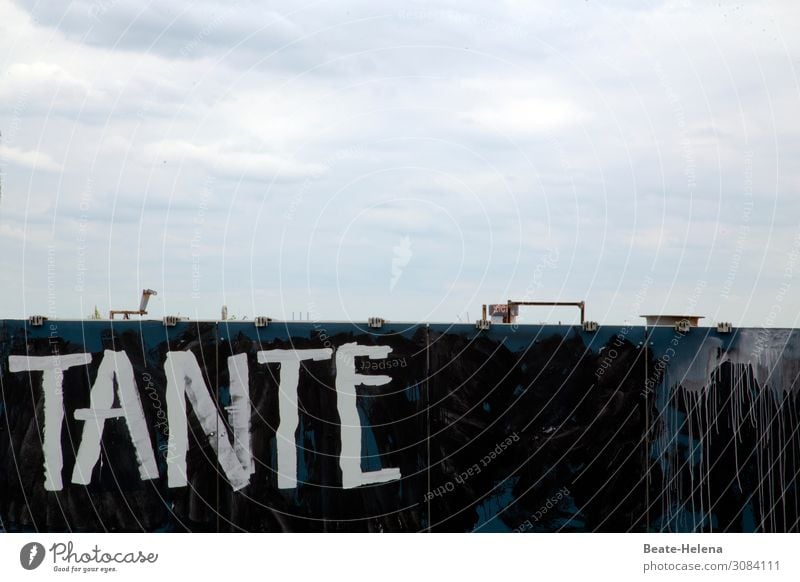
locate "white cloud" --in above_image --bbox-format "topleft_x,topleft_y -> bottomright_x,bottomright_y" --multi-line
0,0 -> 798,325
0,222 -> 26,241
0,61 -> 106,112
0,144 -> 62,172
142,139 -> 326,181
461,98 -> 585,134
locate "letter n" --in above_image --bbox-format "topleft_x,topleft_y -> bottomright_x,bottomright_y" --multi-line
164,352 -> 249,490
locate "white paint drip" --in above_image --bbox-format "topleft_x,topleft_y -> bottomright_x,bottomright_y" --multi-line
728,329 -> 800,395
8,354 -> 92,491
257,349 -> 332,489
71,350 -> 158,485
336,343 -> 401,489
164,352 -> 249,491
654,330 -> 800,532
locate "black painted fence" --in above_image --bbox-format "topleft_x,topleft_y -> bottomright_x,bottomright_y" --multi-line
1,319 -> 798,532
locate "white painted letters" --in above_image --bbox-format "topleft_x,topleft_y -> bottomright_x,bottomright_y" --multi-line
71,350 -> 158,485
336,343 -> 401,488
257,349 -> 332,489
8,354 -> 92,491
226,353 -> 254,476
164,352 -> 249,491
8,343 -> 401,491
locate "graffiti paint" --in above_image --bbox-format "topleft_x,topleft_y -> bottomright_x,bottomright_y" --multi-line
1,320 -> 799,532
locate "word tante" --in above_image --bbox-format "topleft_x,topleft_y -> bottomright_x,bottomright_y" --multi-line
7,343 -> 401,492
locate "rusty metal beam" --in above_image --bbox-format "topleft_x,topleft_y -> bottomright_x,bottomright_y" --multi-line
109,309 -> 146,320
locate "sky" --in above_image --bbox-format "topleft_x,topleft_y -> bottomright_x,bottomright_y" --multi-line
0,0 -> 799,326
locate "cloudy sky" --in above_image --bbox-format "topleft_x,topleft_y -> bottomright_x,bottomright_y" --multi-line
1,0 -> 798,326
